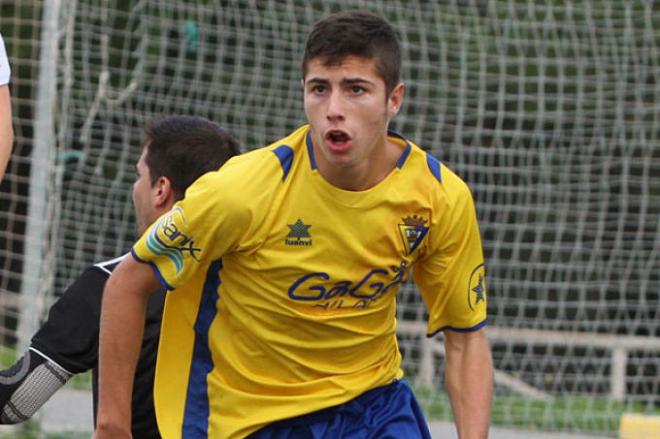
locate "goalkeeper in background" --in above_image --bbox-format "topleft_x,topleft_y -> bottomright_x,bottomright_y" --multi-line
0,115 -> 239,438
97,10 -> 493,439
0,32 -> 14,182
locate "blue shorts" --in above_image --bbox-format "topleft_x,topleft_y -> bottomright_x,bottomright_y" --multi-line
249,380 -> 431,439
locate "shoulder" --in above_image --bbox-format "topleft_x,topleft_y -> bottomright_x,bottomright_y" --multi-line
51,254 -> 128,297
220,125 -> 310,182
36,256 -> 130,336
168,127 -> 311,248
52,254 -> 128,300
184,126 -> 310,206
91,253 -> 130,276
404,138 -> 473,205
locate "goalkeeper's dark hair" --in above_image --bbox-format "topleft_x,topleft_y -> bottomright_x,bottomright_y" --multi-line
301,10 -> 401,95
143,115 -> 240,200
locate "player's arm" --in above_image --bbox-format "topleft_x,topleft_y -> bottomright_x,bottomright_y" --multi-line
0,350 -> 72,424
0,84 -> 13,181
0,34 -> 14,182
444,328 -> 493,439
414,167 -> 493,438
94,256 -> 159,439
0,266 -> 107,424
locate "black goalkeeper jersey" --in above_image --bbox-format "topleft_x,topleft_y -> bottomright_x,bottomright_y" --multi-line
30,254 -> 164,438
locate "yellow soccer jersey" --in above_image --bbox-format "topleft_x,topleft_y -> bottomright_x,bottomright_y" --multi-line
133,125 -> 487,438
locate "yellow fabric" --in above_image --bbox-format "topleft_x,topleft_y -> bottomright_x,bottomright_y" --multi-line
134,125 -> 487,438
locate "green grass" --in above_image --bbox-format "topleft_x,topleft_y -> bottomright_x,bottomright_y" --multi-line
0,345 -> 16,367
0,423 -> 89,439
416,386 -> 660,436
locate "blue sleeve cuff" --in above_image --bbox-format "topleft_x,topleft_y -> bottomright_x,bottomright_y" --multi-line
426,318 -> 488,338
130,248 -> 174,291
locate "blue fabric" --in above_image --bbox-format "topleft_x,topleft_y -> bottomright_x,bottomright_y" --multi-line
182,259 -> 222,438
249,380 -> 431,439
305,131 -> 317,170
273,145 -> 295,181
425,152 -> 442,183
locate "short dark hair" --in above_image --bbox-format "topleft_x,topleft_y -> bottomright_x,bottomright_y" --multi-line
301,10 -> 401,94
143,115 -> 240,200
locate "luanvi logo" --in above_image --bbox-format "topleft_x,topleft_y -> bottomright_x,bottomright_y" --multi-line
285,218 -> 312,246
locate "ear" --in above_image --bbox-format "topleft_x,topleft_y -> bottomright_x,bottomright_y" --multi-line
153,176 -> 174,208
387,82 -> 405,118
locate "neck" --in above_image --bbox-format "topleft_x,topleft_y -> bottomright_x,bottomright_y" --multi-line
314,137 -> 402,191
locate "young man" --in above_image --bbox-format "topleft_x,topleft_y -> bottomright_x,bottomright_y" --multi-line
0,33 -> 13,181
96,11 -> 493,439
0,116 -> 239,438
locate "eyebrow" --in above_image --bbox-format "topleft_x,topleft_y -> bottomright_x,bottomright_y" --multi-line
305,77 -> 375,86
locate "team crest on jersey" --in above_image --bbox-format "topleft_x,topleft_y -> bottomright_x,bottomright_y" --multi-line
285,218 -> 312,246
398,215 -> 429,255
467,263 -> 487,311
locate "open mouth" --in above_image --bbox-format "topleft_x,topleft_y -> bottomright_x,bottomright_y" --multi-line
325,130 -> 351,147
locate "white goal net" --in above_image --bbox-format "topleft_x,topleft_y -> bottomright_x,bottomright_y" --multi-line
0,1 -> 658,435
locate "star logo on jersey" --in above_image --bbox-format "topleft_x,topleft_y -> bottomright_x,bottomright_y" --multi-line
398,215 -> 429,255
285,218 -> 312,246
467,263 -> 487,311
